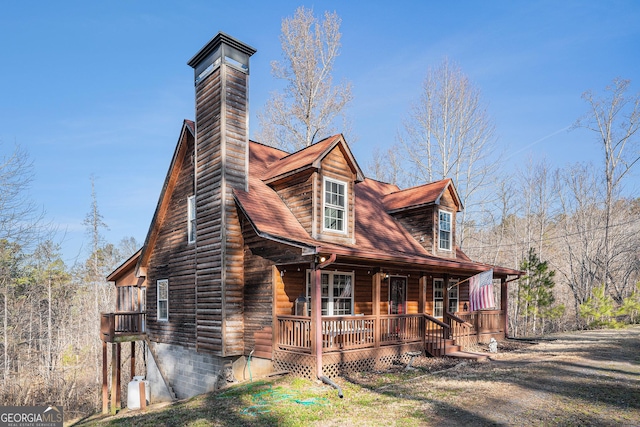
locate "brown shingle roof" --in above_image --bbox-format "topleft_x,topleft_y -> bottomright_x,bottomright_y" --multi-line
382,178 -> 462,212
235,141 -> 522,277
234,175 -> 316,247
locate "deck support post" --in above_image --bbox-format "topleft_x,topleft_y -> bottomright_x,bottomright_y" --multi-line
116,343 -> 121,411
131,341 -> 136,378
110,342 -> 121,415
102,341 -> 108,414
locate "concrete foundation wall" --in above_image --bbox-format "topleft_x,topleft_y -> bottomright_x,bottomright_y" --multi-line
146,342 -> 232,401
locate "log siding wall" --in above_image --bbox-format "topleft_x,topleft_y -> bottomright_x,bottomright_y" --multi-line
146,133 -> 197,348
315,147 -> 356,245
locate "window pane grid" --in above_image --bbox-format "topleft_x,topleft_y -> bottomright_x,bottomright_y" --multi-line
439,210 -> 452,250
324,179 -> 346,232
306,270 -> 353,316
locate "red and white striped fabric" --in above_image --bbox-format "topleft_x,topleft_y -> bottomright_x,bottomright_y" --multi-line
469,269 -> 495,311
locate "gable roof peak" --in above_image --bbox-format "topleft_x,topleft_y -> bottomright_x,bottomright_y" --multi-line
262,134 -> 364,184
382,178 -> 463,213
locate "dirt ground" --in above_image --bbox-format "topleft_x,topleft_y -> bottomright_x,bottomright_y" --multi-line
78,326 -> 640,427
348,326 -> 640,426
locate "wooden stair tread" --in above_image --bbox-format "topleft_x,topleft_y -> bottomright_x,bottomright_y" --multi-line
446,351 -> 489,361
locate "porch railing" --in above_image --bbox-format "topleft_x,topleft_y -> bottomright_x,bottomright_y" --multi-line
458,310 -> 505,336
380,314 -> 424,344
446,312 -> 476,349
424,314 -> 449,357
100,312 -> 146,342
277,315 -> 311,352
276,314 -> 424,353
275,310 -> 504,355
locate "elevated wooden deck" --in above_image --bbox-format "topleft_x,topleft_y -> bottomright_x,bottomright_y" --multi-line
100,312 -> 146,343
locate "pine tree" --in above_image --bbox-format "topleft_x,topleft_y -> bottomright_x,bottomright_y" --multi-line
519,248 -> 557,335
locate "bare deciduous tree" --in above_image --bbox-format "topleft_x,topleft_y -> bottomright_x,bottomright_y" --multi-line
397,58 -> 499,247
366,145 -> 406,187
257,7 -> 353,151
575,78 -> 640,297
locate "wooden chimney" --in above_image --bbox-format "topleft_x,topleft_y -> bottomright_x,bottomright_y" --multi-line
187,33 -> 256,356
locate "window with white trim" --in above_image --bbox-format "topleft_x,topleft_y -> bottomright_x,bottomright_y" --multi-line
323,178 -> 347,233
434,278 -> 459,318
433,278 -> 444,317
306,270 -> 354,316
188,195 -> 196,243
157,279 -> 168,321
439,210 -> 452,250
448,279 -> 459,313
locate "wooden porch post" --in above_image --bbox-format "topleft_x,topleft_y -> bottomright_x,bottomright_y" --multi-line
102,341 -> 108,414
418,275 -> 426,314
501,277 -> 508,338
372,272 -> 382,347
443,274 -> 450,324
312,264 -> 322,378
271,266 -> 279,360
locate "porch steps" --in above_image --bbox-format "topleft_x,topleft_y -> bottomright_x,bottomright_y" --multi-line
446,351 -> 489,362
426,338 -> 489,361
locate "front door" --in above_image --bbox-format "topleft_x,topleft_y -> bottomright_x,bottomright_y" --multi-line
389,276 -> 407,314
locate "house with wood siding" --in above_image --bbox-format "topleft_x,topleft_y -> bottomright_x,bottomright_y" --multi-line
101,32 -> 522,409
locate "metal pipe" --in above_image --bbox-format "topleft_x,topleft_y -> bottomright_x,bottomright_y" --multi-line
320,375 -> 344,398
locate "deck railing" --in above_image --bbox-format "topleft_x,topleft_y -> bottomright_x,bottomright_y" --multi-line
100,312 -> 146,342
447,312 -> 477,349
275,310 -> 504,355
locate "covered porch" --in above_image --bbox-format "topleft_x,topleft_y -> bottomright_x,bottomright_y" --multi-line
268,260 -> 514,379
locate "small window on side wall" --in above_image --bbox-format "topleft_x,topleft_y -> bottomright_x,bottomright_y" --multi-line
188,195 -> 196,243
439,210 -> 452,251
157,279 -> 168,322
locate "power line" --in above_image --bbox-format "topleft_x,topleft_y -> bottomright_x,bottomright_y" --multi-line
462,216 -> 640,251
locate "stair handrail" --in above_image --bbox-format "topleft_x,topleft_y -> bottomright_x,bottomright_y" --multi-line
423,313 -> 449,329
446,311 -> 474,350
446,312 -> 474,328
423,314 -> 451,356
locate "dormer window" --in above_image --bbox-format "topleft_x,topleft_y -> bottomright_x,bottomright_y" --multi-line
323,177 -> 347,233
439,210 -> 452,251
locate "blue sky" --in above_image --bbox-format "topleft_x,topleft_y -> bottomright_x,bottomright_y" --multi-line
1,1 -> 639,264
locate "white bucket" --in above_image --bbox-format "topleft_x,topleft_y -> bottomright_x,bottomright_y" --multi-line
127,376 -> 150,409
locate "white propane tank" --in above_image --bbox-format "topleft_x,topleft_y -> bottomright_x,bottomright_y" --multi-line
127,375 -> 150,409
